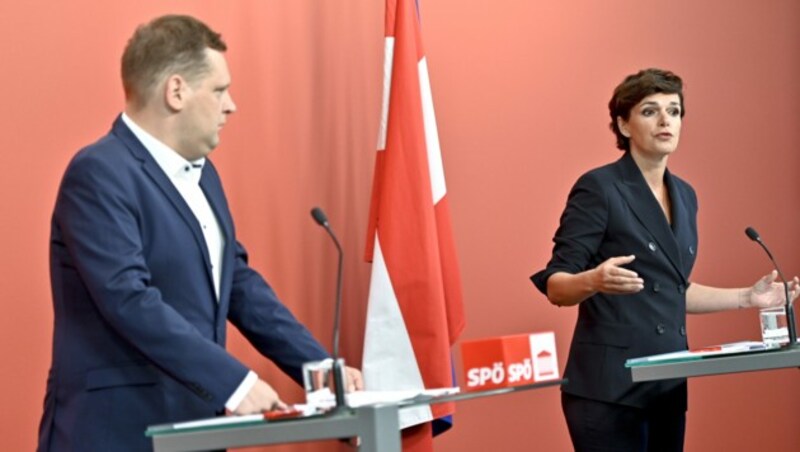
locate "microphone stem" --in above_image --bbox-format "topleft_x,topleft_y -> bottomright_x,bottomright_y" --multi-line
326,224 -> 343,359
784,281 -> 797,346
324,224 -> 347,409
310,208 -> 348,410
780,274 -> 798,346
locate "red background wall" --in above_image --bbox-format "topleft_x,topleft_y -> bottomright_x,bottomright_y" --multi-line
1,1 -> 797,451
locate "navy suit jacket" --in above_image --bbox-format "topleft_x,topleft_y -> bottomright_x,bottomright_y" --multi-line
532,152 -> 698,409
39,116 -> 329,451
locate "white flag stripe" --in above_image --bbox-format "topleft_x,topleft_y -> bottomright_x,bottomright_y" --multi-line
398,403 -> 435,430
376,37 -> 395,152
418,57 -> 447,204
362,234 -> 433,428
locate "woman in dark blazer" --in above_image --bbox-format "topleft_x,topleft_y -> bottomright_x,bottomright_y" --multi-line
531,68 -> 799,452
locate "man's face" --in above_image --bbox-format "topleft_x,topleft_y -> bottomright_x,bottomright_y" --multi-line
175,49 -> 236,160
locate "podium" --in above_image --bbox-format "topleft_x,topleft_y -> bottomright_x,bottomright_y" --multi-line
149,403 -> 401,452
629,345 -> 800,382
148,379 -> 564,452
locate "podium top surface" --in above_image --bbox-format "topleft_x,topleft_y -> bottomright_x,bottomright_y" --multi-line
147,378 -> 566,438
630,345 -> 800,382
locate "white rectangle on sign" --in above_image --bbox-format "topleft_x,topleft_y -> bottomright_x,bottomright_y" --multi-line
529,332 -> 559,381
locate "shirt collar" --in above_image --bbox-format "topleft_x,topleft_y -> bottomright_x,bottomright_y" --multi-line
121,112 -> 205,184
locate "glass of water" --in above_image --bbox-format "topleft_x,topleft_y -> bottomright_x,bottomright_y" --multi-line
302,358 -> 345,409
760,306 -> 789,346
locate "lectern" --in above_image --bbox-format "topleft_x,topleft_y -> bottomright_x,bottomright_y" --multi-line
629,345 -> 800,382
148,379 -> 565,452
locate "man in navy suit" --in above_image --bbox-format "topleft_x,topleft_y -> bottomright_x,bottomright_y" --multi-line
38,15 -> 362,451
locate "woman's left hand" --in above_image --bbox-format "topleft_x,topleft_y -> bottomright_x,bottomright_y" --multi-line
747,270 -> 800,308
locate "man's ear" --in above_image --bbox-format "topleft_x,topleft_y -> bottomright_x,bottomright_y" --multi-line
616,116 -> 630,137
164,74 -> 188,111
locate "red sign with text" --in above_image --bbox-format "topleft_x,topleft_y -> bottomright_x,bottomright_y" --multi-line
460,332 -> 559,392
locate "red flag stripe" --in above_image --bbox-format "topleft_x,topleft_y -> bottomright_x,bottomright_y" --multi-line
363,0 -> 466,434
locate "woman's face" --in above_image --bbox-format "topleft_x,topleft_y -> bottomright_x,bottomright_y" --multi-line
618,93 -> 682,158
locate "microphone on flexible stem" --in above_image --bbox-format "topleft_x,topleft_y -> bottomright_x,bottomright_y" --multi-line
745,226 -> 797,347
310,207 -> 347,410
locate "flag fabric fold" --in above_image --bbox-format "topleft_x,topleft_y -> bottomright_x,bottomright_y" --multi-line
362,0 -> 466,446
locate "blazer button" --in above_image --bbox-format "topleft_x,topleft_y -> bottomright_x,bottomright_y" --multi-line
680,325 -> 687,336
652,282 -> 661,293
688,245 -> 695,255
648,242 -> 657,252
656,324 -> 666,335
678,284 -> 686,294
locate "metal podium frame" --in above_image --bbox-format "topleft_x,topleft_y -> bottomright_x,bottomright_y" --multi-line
151,403 -> 401,452
149,379 -> 565,452
631,346 -> 800,382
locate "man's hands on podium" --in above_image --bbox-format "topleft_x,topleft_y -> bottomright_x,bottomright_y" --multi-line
344,366 -> 364,392
233,366 -> 365,415
234,379 -> 286,414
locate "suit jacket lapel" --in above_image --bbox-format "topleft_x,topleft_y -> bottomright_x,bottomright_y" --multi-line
199,170 -> 234,310
613,152 -> 688,282
112,116 -> 216,287
665,171 -> 695,277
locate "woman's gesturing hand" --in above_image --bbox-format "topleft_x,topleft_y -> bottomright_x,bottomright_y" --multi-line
591,255 -> 645,294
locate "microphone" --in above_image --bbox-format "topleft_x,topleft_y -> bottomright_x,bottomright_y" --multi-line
744,226 -> 797,347
310,207 -> 347,409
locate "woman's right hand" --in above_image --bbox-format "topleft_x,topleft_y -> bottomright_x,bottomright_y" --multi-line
590,255 -> 644,294
546,255 -> 644,306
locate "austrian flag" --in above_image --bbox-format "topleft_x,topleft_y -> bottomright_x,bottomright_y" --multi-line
362,0 -> 466,443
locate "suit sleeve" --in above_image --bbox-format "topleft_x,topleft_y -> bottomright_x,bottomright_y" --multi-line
226,241 -> 330,385
531,172 -> 609,295
55,154 -> 248,408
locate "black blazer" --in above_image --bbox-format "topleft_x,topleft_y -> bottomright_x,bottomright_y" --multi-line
532,152 -> 698,409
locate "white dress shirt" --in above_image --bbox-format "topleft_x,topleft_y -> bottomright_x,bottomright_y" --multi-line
121,113 -> 256,412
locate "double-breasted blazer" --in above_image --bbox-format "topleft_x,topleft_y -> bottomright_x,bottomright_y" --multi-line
39,116 -> 329,451
532,151 -> 698,409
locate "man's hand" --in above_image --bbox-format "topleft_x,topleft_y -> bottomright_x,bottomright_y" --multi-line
344,366 -> 364,392
233,379 -> 287,415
